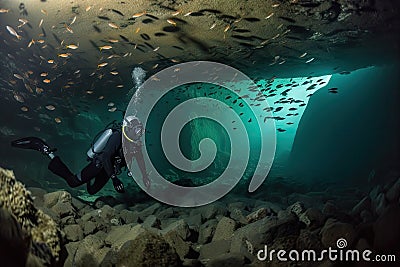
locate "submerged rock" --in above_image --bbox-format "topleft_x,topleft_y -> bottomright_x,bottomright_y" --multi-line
138,202 -> 161,220
105,224 -> 145,249
212,217 -> 237,241
198,202 -> 228,221
43,191 -> 72,208
198,219 -> 217,244
351,196 -> 371,216
246,207 -> 268,223
296,229 -> 323,251
163,228 -> 192,260
0,207 -> 30,267
70,234 -> 109,267
230,213 -> 300,260
206,252 -> 248,267
63,224 -> 84,242
320,218 -> 356,248
161,219 -> 191,241
199,239 -> 231,260
102,229 -> 181,267
229,208 -> 249,225
0,167 -> 61,265
143,214 -> 161,229
386,177 -> 400,202
373,204 -> 400,251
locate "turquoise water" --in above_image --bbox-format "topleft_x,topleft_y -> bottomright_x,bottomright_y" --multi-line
0,1 -> 398,202
2,64 -> 399,202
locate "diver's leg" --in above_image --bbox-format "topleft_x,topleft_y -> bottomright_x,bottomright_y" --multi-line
48,156 -> 103,188
86,169 -> 110,195
48,156 -> 84,187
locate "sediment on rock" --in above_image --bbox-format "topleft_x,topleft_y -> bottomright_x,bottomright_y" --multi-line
0,167 -> 61,266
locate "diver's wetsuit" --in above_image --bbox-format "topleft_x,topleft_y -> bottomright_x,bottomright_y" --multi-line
48,129 -> 126,195
12,116 -> 150,193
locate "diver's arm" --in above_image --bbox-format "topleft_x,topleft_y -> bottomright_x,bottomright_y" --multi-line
134,142 -> 150,188
99,131 -> 125,193
135,146 -> 147,178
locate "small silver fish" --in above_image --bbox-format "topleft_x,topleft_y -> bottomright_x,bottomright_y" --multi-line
70,16 -> 77,25
6,26 -> 22,40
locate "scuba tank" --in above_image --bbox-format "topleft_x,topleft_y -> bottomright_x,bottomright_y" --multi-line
87,128 -> 113,159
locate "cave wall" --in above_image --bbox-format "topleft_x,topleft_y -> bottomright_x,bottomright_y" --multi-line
289,65 -> 400,185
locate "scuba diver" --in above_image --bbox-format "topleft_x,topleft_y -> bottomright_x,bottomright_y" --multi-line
11,116 -> 150,195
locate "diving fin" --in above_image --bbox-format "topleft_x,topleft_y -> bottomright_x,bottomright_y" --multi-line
11,137 -> 57,155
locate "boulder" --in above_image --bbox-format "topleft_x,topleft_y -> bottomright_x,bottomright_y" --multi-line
94,196 -> 119,209
71,197 -> 87,211
43,191 -> 72,208
303,208 -> 325,229
119,209 -> 139,224
61,215 -> 76,225
80,209 -> 100,222
63,224 -> 84,242
369,185 -> 382,199
360,210 -> 374,223
184,213 -> 202,227
27,187 -> 47,207
227,202 -> 246,212
230,214 -> 299,257
0,207 -> 30,267
246,208 -> 268,223
287,202 -> 313,227
158,207 -> 176,220
0,168 -> 61,264
138,203 -> 161,221
270,235 -> 298,253
105,224 -> 145,249
161,219 -> 191,241
199,239 -> 231,260
182,259 -> 202,267
296,229 -> 323,251
386,178 -> 400,202
288,194 -> 317,209
372,193 -> 387,217
51,201 -> 76,219
288,201 -> 304,216
212,217 -> 236,241
63,241 -> 79,267
320,219 -> 356,248
40,206 -> 59,223
113,203 -> 129,212
77,205 -> 95,218
143,214 -> 161,229
109,230 -> 182,267
199,202 -> 227,220
351,196 -> 371,216
206,252 -> 248,267
99,205 -> 117,220
73,234 -> 109,267
229,208 -> 248,225
198,219 -> 217,244
163,229 -> 191,260
373,204 -> 400,251
264,201 -> 283,214
322,201 -> 338,216
355,238 -> 371,251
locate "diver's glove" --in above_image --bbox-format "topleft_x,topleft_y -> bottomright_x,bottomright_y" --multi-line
111,175 -> 125,193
